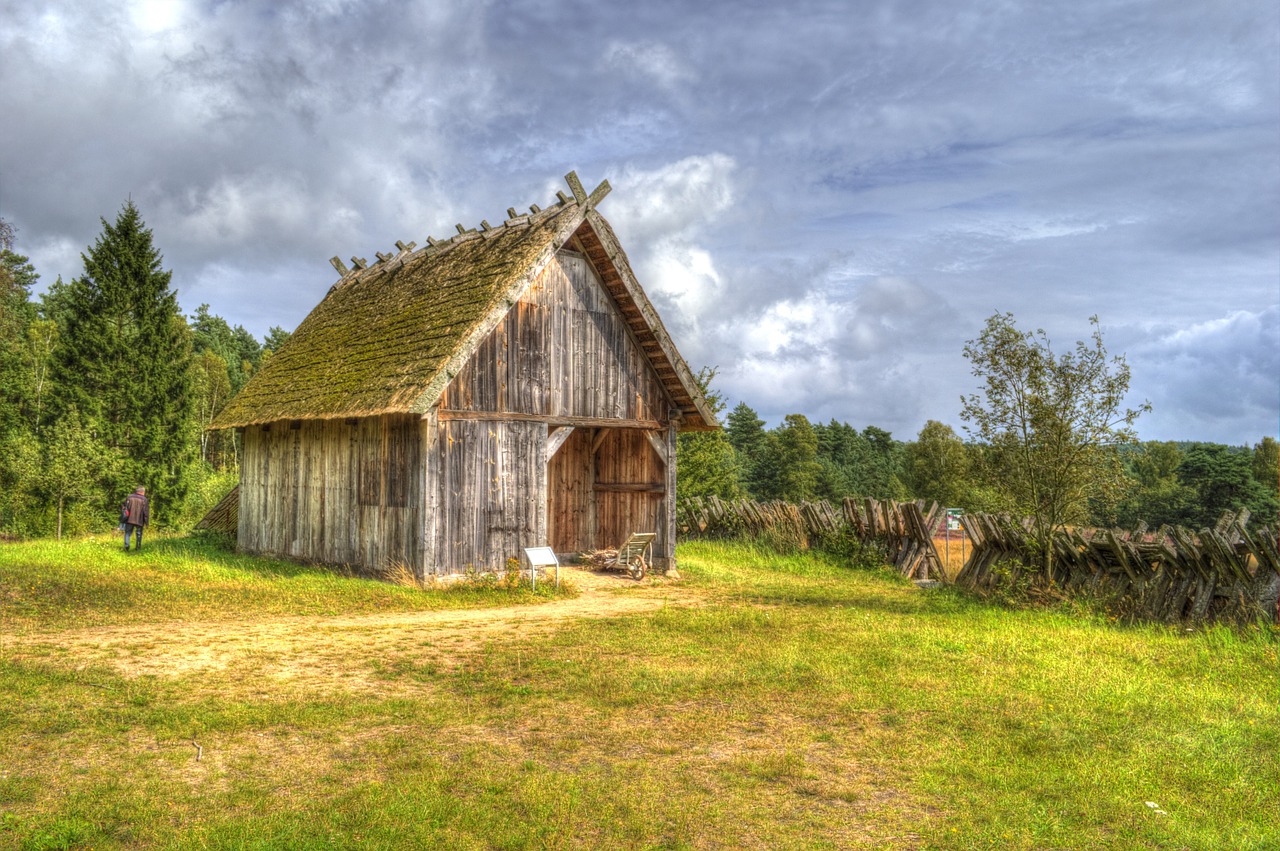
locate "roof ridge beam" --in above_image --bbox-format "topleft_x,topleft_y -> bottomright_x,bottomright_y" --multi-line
565,171 -> 587,204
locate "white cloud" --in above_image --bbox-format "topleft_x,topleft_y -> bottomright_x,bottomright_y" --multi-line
2,0 -> 1275,444
604,40 -> 694,91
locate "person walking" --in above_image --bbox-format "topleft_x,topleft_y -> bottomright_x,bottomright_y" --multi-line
122,487 -> 150,551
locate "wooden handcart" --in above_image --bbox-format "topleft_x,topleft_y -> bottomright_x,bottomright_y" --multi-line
606,532 -> 656,580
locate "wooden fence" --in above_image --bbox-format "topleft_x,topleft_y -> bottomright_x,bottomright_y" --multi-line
955,509 -> 1280,626
194,485 -> 239,536
677,496 -> 945,580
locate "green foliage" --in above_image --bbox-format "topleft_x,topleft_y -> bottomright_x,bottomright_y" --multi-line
728,405 -> 910,503
190,303 -> 263,394
1112,441 -> 1195,528
1177,443 -> 1278,528
1253,436 -> 1278,498
0,429 -> 42,536
192,349 -> 235,469
961,313 -> 1147,569
771,413 -> 822,501
0,249 -> 39,436
676,367 -> 744,499
40,407 -> 119,539
47,201 -> 197,525
725,402 -> 769,496
810,421 -> 908,502
262,324 -> 292,356
905,420 -> 972,507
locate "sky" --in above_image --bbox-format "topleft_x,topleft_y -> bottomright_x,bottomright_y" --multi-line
2,0 -> 1277,445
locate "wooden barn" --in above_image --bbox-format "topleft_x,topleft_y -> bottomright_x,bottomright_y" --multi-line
208,172 -> 717,577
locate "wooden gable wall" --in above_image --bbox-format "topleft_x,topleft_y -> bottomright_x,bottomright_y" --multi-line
438,250 -> 673,422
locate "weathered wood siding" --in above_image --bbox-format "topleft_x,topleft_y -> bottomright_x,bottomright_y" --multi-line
547,428 -> 594,553
547,426 -> 668,556
593,428 -> 666,555
422,419 -> 545,574
238,414 -> 423,569
438,249 -> 677,568
440,251 -> 671,421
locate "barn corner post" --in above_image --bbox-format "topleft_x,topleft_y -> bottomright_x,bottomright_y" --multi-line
662,411 -> 680,577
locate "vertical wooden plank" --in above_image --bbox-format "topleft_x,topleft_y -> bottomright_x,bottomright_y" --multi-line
421,410 -> 440,577
663,420 -> 677,573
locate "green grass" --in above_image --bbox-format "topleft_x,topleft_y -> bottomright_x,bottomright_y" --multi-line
0,534 -> 571,632
1,537 -> 1276,849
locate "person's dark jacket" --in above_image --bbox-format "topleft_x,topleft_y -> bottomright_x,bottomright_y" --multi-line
123,493 -> 150,527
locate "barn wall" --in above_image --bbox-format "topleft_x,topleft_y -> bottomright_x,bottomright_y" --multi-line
238,414 -> 423,569
547,428 -> 594,553
439,251 -> 671,422
545,426 -> 670,560
436,250 -> 677,569
422,418 -> 546,574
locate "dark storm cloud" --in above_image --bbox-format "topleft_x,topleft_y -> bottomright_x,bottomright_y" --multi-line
1,0 -> 1275,442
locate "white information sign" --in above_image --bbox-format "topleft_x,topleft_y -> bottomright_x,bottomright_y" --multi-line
523,547 -> 560,590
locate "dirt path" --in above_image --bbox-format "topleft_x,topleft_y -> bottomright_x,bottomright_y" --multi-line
3,567 -> 705,690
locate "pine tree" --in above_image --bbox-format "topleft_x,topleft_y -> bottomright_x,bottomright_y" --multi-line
773,414 -> 821,502
0,246 -> 39,435
0,226 -> 44,533
48,201 -> 196,522
725,402 -> 769,498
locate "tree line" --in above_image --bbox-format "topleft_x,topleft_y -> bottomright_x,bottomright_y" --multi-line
0,204 -> 288,537
680,371 -> 1277,537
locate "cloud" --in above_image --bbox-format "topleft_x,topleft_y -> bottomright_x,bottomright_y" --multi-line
1,0 -> 1275,443
604,40 -> 694,91
1130,307 -> 1280,442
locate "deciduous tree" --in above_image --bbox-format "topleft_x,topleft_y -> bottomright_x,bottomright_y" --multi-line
676,367 -> 743,500
906,420 -> 972,508
960,313 -> 1148,571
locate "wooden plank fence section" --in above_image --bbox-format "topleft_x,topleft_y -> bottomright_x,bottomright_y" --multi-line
954,510 -> 1280,626
194,485 -> 239,535
677,496 -> 945,581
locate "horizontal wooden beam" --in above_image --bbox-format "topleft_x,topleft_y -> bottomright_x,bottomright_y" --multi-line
438,409 -> 663,430
593,482 -> 665,494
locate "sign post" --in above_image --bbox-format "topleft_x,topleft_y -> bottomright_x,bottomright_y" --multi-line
945,509 -> 964,575
523,546 -> 560,590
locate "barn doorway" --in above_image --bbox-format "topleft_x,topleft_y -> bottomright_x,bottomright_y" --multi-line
547,426 -> 666,557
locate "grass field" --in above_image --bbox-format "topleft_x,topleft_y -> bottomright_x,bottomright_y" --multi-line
1,536 -> 1277,849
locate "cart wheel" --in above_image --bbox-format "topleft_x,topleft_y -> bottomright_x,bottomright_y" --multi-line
630,557 -> 647,581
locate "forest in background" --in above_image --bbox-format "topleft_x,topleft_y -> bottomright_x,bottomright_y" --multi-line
1,202 -> 1276,540
678,375 -> 1278,532
0,204 -> 290,537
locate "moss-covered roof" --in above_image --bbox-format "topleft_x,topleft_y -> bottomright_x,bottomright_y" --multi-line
211,174 -> 719,431
211,204 -> 579,428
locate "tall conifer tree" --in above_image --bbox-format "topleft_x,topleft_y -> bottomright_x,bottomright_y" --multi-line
48,201 -> 195,521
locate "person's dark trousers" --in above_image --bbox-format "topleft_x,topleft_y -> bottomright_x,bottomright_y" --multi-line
124,523 -> 143,551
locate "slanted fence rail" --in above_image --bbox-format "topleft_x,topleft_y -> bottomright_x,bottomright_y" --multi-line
677,496 -> 945,581
956,509 -> 1280,626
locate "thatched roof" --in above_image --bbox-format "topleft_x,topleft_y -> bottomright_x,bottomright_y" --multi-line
211,173 -> 717,431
